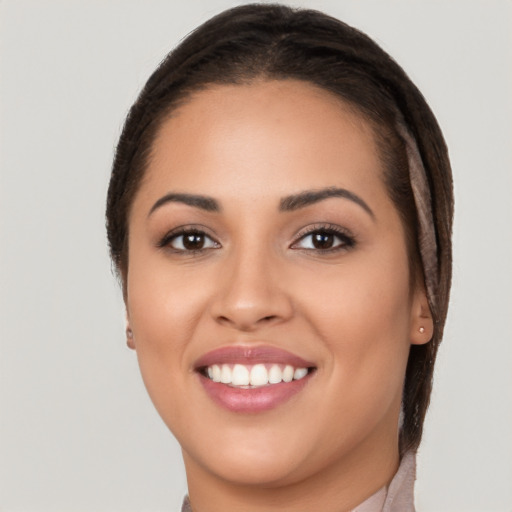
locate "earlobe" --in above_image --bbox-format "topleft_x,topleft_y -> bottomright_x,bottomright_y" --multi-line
410,289 -> 434,345
126,317 -> 136,350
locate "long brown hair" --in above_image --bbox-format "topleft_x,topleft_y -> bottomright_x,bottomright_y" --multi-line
106,3 -> 453,454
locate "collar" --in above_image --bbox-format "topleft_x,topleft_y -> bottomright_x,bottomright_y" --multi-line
352,450 -> 416,512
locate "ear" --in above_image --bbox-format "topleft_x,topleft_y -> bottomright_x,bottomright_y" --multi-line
125,314 -> 136,350
410,287 -> 434,345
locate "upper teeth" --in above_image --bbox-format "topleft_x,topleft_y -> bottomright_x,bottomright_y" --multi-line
206,364 -> 309,387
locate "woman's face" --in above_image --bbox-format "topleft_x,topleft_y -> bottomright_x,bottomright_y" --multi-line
126,80 -> 429,489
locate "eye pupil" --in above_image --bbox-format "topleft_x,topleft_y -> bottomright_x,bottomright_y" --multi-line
183,233 -> 204,250
312,232 -> 334,249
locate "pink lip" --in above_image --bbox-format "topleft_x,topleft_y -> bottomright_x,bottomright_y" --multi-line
194,345 -> 315,369
194,345 -> 316,413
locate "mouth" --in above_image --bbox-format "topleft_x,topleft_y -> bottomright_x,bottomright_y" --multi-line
198,363 -> 312,388
194,346 -> 316,413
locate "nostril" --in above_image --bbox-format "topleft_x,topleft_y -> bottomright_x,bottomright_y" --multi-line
215,313 -> 280,331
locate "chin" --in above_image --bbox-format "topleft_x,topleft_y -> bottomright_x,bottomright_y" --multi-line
183,442 -> 311,487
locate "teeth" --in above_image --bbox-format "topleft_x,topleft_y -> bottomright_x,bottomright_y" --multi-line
268,364 -> 283,384
211,364 -> 221,382
250,364 -> 268,386
282,365 -> 294,382
232,364 -> 250,386
220,364 -> 232,384
205,363 -> 310,387
294,368 -> 308,380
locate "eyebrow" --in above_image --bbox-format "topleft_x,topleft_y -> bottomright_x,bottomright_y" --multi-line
279,187 -> 375,218
149,193 -> 220,216
148,187 -> 374,218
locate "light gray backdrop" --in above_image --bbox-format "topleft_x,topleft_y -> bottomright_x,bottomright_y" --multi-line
1,1 -> 511,511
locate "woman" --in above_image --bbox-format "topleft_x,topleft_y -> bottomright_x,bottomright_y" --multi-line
106,4 -> 453,511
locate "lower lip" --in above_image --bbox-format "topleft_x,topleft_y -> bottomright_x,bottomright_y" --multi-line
198,374 -> 312,413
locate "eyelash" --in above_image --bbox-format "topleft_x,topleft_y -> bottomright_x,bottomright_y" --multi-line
157,226 -> 220,254
157,224 -> 356,255
291,224 -> 356,253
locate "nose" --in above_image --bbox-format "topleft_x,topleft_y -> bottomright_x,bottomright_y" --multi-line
210,247 -> 294,332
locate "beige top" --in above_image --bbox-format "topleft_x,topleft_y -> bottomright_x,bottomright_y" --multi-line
181,451 -> 416,512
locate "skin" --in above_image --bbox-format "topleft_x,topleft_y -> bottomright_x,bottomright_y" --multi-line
125,80 -> 433,512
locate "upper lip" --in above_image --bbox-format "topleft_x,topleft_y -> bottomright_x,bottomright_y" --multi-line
194,345 -> 316,370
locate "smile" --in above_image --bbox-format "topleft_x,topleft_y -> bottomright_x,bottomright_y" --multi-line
203,363 -> 310,388
194,346 -> 316,413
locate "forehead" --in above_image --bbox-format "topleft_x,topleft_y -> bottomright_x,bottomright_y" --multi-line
138,80 -> 386,209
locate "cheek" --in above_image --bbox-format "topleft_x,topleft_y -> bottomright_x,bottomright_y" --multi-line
125,247 -> 212,387
295,242 -> 413,396
300,245 -> 410,326
125,257 -> 218,432
288,252 -> 412,456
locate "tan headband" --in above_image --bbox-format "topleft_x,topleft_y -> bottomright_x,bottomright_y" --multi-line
396,122 -> 438,315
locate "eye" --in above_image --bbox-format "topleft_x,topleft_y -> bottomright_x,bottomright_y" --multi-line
292,225 -> 355,252
159,229 -> 220,252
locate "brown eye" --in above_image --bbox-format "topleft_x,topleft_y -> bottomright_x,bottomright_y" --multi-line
182,233 -> 206,250
164,230 -> 219,252
292,227 -> 355,252
311,232 -> 334,249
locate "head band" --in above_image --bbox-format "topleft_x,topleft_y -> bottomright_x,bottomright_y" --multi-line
396,122 -> 438,316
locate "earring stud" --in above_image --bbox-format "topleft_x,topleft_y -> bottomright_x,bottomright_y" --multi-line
419,326 -> 425,334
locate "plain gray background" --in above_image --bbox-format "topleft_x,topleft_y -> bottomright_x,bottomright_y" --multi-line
1,1 -> 511,510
